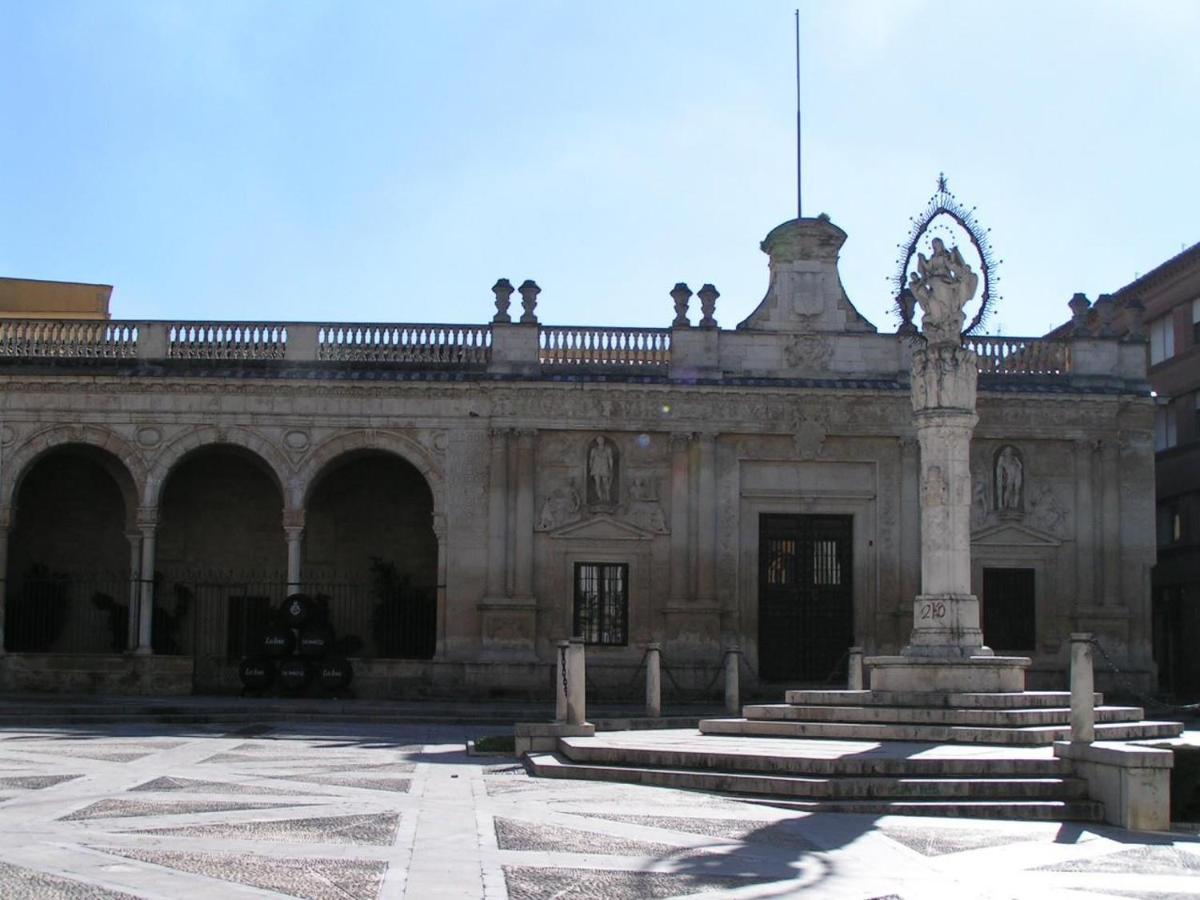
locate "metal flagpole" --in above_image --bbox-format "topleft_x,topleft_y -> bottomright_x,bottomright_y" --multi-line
795,8 -> 802,219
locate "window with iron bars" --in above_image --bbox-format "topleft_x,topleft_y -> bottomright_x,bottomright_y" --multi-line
573,562 -> 628,646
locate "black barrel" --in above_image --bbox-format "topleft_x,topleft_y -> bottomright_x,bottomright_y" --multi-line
280,593 -> 314,629
238,657 -> 275,691
318,657 -> 354,692
278,657 -> 313,691
298,622 -> 334,659
262,623 -> 296,658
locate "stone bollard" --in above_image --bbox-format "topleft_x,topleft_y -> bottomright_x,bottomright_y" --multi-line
645,643 -> 662,718
1070,633 -> 1095,744
724,646 -> 741,715
555,640 -> 569,723
848,646 -> 864,691
566,638 -> 587,726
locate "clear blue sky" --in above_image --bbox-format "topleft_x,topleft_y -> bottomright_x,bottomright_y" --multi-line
2,1 -> 1196,336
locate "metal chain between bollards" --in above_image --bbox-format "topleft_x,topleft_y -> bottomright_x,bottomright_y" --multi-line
1089,636 -> 1199,715
559,644 -> 568,697
625,647 -> 651,688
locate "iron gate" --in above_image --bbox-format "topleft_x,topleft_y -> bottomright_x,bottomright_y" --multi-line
758,514 -> 853,682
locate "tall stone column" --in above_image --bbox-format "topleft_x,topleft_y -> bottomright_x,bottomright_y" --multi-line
485,428 -> 509,599
284,510 -> 305,594
867,238 -> 1029,693
1073,439 -> 1095,607
125,529 -> 142,653
695,431 -> 717,606
904,343 -> 987,657
0,507 -> 10,656
135,507 -> 158,656
1100,438 -> 1121,607
513,429 -> 536,599
668,432 -> 692,603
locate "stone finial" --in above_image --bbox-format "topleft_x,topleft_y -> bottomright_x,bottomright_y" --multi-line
670,283 -> 692,327
518,279 -> 540,324
492,278 -> 514,324
1094,293 -> 1117,337
697,283 -> 719,329
1068,292 -> 1092,335
1123,296 -> 1146,341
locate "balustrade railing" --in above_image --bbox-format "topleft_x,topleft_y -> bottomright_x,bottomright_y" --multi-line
540,326 -> 671,367
167,322 -> 288,360
0,319 -> 139,359
317,323 -> 491,365
968,336 -> 1071,375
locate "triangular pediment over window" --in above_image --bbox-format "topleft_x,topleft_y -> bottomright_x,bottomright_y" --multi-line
970,522 -> 1062,547
550,514 -> 654,541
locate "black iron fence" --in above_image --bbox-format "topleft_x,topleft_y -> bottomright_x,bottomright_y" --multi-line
3,569 -> 436,663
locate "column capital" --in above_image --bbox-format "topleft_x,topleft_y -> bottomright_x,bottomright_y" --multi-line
136,507 -> 159,530
282,508 -> 306,529
669,431 -> 695,451
0,505 -> 12,531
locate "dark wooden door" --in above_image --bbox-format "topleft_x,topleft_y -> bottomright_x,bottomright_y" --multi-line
758,514 -> 853,682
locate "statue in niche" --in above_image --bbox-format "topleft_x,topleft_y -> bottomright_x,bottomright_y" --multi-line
995,445 -> 1024,513
908,237 -> 979,345
587,436 -> 617,506
537,478 -> 582,531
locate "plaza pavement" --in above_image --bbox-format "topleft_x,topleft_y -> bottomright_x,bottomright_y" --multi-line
0,721 -> 1197,899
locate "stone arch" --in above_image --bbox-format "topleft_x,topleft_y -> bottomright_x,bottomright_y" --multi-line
294,429 -> 444,515
3,424 -> 146,522
144,425 -> 291,508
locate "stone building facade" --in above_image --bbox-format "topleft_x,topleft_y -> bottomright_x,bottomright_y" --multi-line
0,217 -> 1157,697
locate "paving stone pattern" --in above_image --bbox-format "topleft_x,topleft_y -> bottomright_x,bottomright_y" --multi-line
0,722 -> 1199,898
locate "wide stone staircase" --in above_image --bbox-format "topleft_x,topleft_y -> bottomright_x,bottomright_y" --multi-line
527,690 -> 1184,821
702,689 -> 1184,745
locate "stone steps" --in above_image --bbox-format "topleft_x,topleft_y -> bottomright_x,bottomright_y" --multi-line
530,747 -> 1103,821
745,703 -> 1145,728
698,717 -> 1184,745
783,690 -> 1103,708
558,736 -> 1068,777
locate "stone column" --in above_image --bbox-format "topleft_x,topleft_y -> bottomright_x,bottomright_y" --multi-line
1073,440 -> 1095,607
135,507 -> 158,656
125,530 -> 142,653
905,343 -> 986,657
0,508 -> 10,656
284,510 -> 305,594
668,432 -> 692,603
485,428 -> 509,599
1100,439 -> 1121,607
513,429 -> 535,598
695,431 -> 717,606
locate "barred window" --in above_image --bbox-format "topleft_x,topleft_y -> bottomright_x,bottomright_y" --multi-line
573,562 -> 628,646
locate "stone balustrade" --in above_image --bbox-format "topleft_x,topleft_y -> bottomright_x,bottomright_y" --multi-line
967,335 -> 1071,375
166,322 -> 288,360
316,323 -> 491,365
539,326 -> 671,368
0,319 -> 139,359
0,317 -> 1135,385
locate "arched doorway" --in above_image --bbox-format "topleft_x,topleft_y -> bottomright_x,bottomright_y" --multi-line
304,451 -> 437,659
156,446 -> 286,687
6,446 -> 137,654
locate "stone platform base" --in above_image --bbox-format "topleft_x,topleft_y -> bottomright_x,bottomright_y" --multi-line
0,654 -> 193,695
865,654 -> 1031,693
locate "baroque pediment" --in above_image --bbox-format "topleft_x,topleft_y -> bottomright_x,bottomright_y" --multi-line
549,514 -> 654,541
970,521 -> 1062,547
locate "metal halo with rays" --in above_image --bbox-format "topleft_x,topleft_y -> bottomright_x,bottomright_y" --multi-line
893,173 -> 1001,336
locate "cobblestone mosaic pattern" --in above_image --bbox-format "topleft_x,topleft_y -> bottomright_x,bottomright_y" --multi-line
0,721 -> 1198,898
